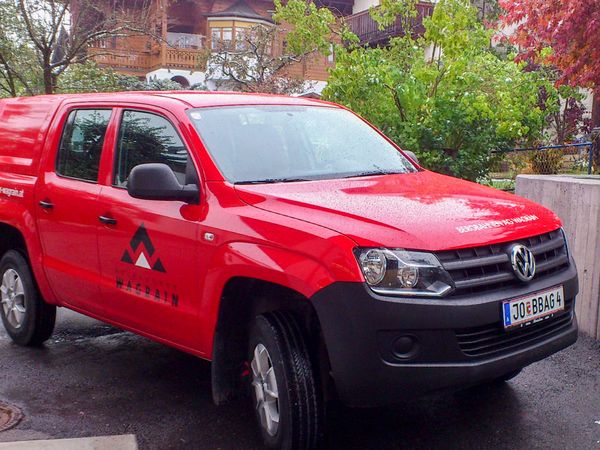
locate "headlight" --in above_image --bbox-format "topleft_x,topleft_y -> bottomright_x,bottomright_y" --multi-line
358,249 -> 387,285
354,248 -> 455,297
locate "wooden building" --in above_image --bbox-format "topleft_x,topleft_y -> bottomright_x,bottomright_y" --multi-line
81,0 -> 433,90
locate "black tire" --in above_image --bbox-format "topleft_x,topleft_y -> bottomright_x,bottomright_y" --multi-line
248,311 -> 324,450
0,250 -> 56,346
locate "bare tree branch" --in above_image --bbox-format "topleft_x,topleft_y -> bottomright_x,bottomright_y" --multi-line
2,0 -> 157,95
207,24 -> 316,94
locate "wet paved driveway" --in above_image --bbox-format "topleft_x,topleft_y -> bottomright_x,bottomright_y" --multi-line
1,309 -> 599,449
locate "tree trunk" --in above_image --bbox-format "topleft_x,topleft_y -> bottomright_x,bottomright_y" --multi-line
42,57 -> 57,95
592,88 -> 600,129
43,69 -> 53,94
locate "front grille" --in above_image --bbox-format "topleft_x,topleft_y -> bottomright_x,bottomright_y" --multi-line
456,297 -> 574,358
435,229 -> 569,296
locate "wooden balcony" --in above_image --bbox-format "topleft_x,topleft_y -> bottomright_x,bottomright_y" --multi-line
164,48 -> 207,71
88,47 -> 158,74
89,45 -> 207,74
88,32 -> 326,81
345,2 -> 434,46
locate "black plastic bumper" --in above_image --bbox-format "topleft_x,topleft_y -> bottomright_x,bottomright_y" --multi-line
309,261 -> 579,407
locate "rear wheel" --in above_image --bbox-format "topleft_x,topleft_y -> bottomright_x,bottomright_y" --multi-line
248,311 -> 324,450
0,250 -> 55,346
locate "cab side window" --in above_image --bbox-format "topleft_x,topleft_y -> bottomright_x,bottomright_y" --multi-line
114,110 -> 191,187
56,109 -> 112,182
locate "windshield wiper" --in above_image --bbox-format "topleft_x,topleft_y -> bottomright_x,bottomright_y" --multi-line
235,177 -> 312,185
342,170 -> 403,179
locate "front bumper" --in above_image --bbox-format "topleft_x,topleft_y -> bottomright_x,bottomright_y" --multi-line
309,260 -> 578,407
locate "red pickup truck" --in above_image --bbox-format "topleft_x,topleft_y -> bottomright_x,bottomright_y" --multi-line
0,92 -> 578,449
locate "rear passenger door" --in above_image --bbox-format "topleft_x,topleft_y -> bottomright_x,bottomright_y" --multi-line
36,108 -> 113,316
96,109 -> 203,348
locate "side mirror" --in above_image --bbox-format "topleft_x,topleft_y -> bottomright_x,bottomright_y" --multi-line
128,163 -> 199,203
403,150 -> 419,166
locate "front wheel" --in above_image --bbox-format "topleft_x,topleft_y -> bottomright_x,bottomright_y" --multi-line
0,250 -> 56,346
248,311 -> 324,450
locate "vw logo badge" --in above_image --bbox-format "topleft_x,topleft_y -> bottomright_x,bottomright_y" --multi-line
510,244 -> 536,282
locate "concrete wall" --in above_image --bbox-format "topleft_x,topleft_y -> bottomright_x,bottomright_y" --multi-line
516,175 -> 600,338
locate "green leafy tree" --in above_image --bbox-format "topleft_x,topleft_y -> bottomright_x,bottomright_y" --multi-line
57,61 -> 138,93
273,0 -> 336,57
58,61 -> 202,94
324,0 -> 547,181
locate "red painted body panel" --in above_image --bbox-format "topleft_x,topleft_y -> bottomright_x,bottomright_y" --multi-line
234,171 -> 562,251
196,181 -> 359,357
0,95 -> 62,176
0,91 -> 564,361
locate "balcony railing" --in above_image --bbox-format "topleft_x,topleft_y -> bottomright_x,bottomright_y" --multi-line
88,47 -> 158,72
87,33 -> 325,80
89,46 -> 208,72
345,2 -> 434,46
165,48 -> 207,70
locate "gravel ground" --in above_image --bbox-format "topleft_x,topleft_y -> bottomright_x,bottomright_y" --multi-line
0,308 -> 599,450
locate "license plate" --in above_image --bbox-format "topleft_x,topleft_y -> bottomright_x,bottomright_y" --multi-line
502,285 -> 565,329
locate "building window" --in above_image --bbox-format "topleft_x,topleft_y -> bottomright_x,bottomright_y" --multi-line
235,28 -> 247,51
211,28 -> 220,50
222,28 -> 233,48
211,27 -> 233,51
210,22 -> 273,53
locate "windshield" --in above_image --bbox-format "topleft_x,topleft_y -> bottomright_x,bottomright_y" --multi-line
188,105 -> 417,184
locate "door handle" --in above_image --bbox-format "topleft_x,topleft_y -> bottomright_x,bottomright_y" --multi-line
98,215 -> 117,226
39,200 -> 54,210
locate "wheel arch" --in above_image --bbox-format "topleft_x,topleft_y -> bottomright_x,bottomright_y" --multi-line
0,221 -> 58,305
0,223 -> 27,260
211,276 -> 331,405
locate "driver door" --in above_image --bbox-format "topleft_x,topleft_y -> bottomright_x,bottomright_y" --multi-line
96,108 -> 204,349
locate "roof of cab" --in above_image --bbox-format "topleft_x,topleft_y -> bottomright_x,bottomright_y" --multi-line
156,91 -> 335,108
0,91 -> 335,109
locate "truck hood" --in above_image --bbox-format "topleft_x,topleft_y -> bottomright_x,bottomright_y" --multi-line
234,171 -> 562,251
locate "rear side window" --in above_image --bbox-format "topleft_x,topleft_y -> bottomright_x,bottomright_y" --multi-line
114,110 -> 190,187
56,109 -> 112,182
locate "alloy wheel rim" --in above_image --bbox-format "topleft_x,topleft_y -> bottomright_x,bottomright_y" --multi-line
251,343 -> 280,436
0,269 -> 26,329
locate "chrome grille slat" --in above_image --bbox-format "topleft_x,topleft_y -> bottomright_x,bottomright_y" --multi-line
442,253 -> 509,271
437,230 -> 569,296
530,235 -> 565,255
536,254 -> 569,272
454,272 -> 514,289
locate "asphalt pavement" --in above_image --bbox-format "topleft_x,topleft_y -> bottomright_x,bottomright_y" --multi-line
0,308 -> 599,450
